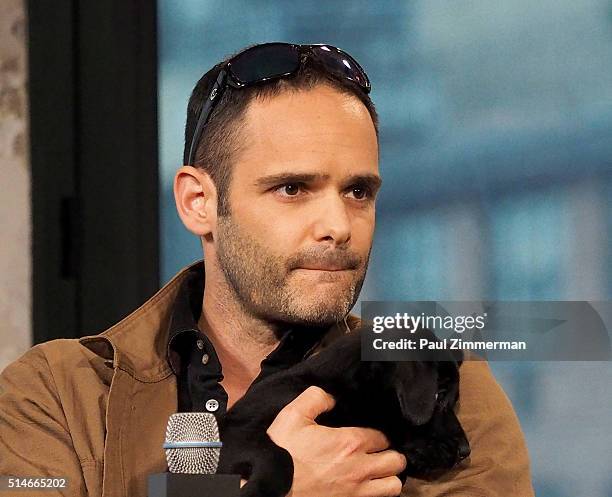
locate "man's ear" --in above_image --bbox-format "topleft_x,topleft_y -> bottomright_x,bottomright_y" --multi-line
174,166 -> 218,237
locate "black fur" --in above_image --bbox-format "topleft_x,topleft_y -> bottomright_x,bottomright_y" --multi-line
217,327 -> 470,497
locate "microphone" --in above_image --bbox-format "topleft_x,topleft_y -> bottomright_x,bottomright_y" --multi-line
164,412 -> 222,474
148,413 -> 240,497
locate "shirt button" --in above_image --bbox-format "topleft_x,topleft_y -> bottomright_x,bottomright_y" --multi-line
205,399 -> 219,412
201,353 -> 209,365
196,339 -> 204,350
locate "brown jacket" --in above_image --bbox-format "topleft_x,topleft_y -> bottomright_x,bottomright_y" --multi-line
0,262 -> 534,497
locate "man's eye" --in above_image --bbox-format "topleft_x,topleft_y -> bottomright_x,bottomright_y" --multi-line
347,185 -> 371,200
276,183 -> 302,196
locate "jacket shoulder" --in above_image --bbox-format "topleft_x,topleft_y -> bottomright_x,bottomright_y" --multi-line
0,340 -> 111,490
3,338 -> 112,382
1,340 -> 84,388
1,339 -> 112,422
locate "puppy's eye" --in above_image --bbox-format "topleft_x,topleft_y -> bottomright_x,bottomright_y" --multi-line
436,389 -> 447,403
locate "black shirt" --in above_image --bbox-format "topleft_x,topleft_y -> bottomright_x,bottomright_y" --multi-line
165,263 -> 331,418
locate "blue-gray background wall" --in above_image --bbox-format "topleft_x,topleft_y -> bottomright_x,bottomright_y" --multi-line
158,2 -> 612,495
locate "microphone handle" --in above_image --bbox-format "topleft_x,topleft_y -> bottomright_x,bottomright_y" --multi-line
148,472 -> 241,497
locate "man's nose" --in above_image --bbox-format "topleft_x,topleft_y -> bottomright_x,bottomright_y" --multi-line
311,194 -> 351,245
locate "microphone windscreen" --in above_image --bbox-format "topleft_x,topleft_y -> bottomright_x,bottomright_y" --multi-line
164,412 -> 220,474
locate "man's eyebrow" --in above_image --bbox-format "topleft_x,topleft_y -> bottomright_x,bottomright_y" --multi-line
343,174 -> 383,192
254,173 -> 330,188
254,172 -> 382,191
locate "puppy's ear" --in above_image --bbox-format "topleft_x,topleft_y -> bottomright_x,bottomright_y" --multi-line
394,362 -> 438,426
435,365 -> 459,409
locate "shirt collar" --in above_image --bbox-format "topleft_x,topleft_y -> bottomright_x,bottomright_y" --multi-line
166,261 -> 332,375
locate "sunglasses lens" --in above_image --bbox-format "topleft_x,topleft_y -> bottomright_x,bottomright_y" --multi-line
310,45 -> 371,92
230,44 -> 300,84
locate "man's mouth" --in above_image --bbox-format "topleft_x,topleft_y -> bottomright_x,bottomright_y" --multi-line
296,265 -> 354,272
288,250 -> 361,273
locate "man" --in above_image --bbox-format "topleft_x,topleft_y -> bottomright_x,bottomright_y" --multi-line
0,43 -> 534,496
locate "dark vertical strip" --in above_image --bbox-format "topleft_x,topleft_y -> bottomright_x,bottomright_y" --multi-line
71,0 -> 83,332
28,0 -> 79,343
29,1 -> 159,342
77,1 -> 159,334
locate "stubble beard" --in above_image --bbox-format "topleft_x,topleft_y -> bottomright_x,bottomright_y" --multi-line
215,214 -> 370,328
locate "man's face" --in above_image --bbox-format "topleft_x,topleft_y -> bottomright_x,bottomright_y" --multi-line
215,84 -> 380,327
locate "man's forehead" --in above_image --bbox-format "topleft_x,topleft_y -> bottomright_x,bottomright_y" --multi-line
233,85 -> 379,180
245,85 -> 374,139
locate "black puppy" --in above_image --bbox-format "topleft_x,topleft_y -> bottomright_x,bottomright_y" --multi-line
217,327 -> 470,497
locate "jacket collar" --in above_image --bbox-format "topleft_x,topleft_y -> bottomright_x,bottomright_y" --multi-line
79,259 -> 360,382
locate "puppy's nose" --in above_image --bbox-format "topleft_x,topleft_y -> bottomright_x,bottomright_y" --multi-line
457,441 -> 471,460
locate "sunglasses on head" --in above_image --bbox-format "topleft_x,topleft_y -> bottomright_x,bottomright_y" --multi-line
186,42 -> 371,166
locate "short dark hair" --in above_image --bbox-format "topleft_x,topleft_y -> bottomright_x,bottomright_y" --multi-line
183,46 -> 379,216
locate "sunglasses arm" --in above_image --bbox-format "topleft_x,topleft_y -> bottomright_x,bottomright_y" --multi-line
187,69 -> 229,166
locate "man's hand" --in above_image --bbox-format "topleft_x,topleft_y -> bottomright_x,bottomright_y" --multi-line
265,386 -> 407,497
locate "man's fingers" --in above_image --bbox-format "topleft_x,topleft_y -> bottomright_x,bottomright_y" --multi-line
359,475 -> 404,497
278,386 -> 336,424
336,426 -> 391,453
364,449 -> 407,479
